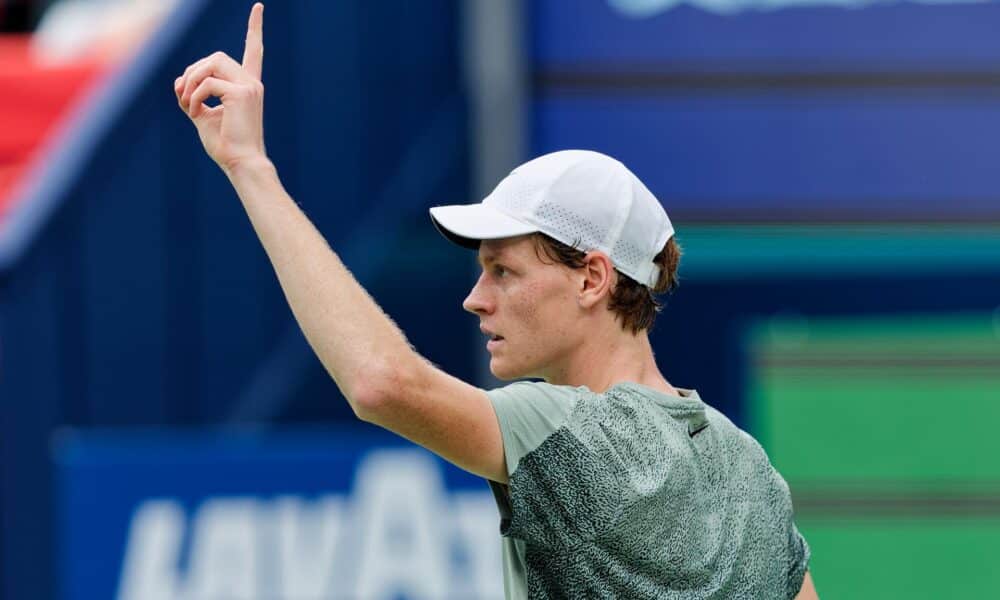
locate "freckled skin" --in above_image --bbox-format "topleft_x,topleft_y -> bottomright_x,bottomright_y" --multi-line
463,236 -> 585,381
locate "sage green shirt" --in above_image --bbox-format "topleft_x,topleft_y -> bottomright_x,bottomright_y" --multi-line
486,381 -> 810,599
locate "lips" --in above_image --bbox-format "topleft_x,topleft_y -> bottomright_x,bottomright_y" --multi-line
481,325 -> 504,349
480,325 -> 503,341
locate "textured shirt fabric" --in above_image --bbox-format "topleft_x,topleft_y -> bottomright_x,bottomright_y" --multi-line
485,381 -> 810,600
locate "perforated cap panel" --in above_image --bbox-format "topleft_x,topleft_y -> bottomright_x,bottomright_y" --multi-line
482,150 -> 673,287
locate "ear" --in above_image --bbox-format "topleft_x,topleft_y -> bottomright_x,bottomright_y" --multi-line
577,251 -> 615,309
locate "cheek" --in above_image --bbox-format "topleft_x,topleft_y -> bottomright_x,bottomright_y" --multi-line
510,282 -> 576,344
491,280 -> 577,378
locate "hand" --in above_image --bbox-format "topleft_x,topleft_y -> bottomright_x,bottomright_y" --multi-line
174,3 -> 266,174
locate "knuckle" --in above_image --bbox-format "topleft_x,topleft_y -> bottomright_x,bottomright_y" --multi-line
187,57 -> 207,74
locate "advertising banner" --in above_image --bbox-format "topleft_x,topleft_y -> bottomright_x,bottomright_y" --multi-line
55,429 -> 503,600
531,0 -> 1000,221
534,0 -> 1000,69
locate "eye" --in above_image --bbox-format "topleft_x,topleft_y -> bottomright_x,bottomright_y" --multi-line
493,265 -> 508,278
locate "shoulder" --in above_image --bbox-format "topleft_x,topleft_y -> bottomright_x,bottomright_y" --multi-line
486,381 -> 587,476
487,383 -> 626,546
487,380 -> 583,412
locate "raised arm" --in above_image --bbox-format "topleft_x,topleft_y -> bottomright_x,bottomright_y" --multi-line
173,3 -> 506,483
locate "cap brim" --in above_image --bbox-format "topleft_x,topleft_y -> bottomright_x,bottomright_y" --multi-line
429,204 -> 539,249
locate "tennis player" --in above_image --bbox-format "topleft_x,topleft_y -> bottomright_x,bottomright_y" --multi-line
175,4 -> 818,598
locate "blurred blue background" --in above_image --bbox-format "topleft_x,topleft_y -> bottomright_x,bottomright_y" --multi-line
1,0 -> 998,598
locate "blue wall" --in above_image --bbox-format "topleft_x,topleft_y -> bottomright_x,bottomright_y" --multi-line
0,1 -> 470,598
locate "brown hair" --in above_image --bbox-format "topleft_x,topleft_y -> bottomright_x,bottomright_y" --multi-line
533,233 -> 682,334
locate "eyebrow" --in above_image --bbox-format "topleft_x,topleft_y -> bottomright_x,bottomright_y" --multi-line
476,252 -> 503,269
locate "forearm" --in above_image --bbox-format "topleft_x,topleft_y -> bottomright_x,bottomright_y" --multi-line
225,156 -> 420,409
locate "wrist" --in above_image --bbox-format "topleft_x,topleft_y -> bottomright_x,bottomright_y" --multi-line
223,153 -> 276,183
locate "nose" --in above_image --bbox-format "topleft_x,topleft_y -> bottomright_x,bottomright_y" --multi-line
463,273 -> 494,316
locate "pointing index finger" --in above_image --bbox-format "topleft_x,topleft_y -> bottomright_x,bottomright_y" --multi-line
242,3 -> 264,80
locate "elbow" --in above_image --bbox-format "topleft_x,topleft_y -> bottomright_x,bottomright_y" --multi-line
348,358 -> 420,424
350,379 -> 388,423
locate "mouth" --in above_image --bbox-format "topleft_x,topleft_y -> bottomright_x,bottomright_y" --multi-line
481,326 -> 505,349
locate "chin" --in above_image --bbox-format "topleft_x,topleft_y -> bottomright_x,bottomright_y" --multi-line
489,359 -> 529,381
490,357 -> 547,382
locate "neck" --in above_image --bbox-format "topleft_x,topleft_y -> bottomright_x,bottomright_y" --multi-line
543,322 -> 678,396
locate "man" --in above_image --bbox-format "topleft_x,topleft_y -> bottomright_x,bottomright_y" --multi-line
174,4 -> 818,598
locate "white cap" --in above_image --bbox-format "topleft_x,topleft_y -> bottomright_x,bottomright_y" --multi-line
429,150 -> 674,288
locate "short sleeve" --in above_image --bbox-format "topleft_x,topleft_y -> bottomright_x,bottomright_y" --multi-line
786,522 -> 811,599
486,381 -> 578,476
486,382 -> 624,549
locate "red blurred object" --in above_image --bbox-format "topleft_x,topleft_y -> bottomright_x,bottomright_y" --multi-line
0,34 -> 106,222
